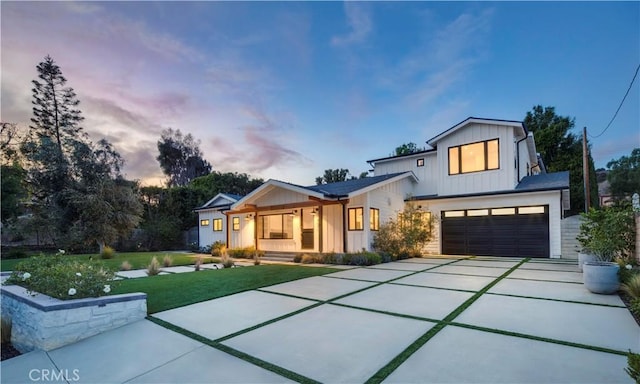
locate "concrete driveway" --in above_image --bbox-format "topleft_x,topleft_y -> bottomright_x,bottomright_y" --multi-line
2,256 -> 638,383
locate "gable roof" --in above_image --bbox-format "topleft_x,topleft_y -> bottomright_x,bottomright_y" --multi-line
366,148 -> 436,165
426,117 -> 526,146
305,172 -> 417,198
195,193 -> 243,211
231,172 -> 417,209
515,171 -> 570,192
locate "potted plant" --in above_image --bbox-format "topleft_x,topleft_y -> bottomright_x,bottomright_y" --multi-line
579,206 -> 635,295
577,211 -> 600,271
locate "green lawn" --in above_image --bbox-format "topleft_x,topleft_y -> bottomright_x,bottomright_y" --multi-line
0,251 -> 215,272
111,265 -> 338,314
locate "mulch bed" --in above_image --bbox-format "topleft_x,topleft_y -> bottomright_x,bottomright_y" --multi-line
1,343 -> 21,361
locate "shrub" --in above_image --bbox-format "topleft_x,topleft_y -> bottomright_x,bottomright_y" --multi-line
293,254 -> 303,263
120,261 -> 132,271
626,351 -> 640,383
622,274 -> 640,299
372,203 -> 433,259
211,241 -> 226,257
100,245 -> 116,259
199,245 -> 212,254
227,246 -> 259,259
5,255 -> 116,300
220,252 -> 234,268
3,248 -> 28,259
344,251 -> 382,266
578,206 -> 635,261
301,254 -> 316,264
162,255 -> 173,267
147,257 -> 161,276
631,298 -> 640,317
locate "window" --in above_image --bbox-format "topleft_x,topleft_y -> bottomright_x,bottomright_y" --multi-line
416,158 -> 425,167
448,139 -> 499,175
518,206 -> 545,214
467,209 -> 489,216
492,208 -> 516,215
200,219 -> 210,226
370,208 -> 380,231
213,218 -> 223,231
348,207 -> 363,231
232,217 -> 240,231
258,214 -> 293,239
444,210 -> 465,218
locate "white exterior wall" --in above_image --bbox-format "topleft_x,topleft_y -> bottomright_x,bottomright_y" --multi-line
373,153 -> 438,196
436,123 -> 518,196
230,213 -> 255,248
322,204 -> 343,253
419,190 -> 563,258
198,210 -> 227,248
254,187 -> 310,206
346,178 -> 413,252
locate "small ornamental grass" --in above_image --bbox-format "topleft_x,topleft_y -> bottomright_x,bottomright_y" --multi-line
162,255 -> 173,267
4,255 -> 116,300
220,252 -> 234,268
146,257 -> 161,276
120,261 -> 132,271
627,351 -> 640,383
100,245 -> 116,259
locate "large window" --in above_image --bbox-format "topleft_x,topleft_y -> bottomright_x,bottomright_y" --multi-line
259,214 -> 293,239
348,207 -> 363,231
232,217 -> 240,231
449,139 -> 499,175
213,218 -> 223,231
370,208 -> 380,231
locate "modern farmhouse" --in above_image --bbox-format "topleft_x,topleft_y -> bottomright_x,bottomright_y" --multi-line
196,117 -> 570,258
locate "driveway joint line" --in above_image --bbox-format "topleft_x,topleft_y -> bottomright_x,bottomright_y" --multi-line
484,291 -> 627,308
448,321 -> 629,356
388,281 -> 479,294
364,257 -> 530,384
122,344 -> 207,384
146,316 -> 319,384
504,276 -> 583,285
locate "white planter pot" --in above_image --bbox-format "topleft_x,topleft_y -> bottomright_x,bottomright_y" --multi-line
578,251 -> 598,272
582,261 -> 620,295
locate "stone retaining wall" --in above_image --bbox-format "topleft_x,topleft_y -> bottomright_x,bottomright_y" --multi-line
1,285 -> 146,353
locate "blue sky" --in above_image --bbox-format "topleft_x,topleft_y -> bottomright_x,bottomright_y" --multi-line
2,1 -> 638,186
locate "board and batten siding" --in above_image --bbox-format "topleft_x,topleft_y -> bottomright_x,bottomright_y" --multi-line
418,190 -> 563,258
198,210 -> 227,248
230,213 -> 255,249
322,204 -> 343,253
373,153 -> 437,197
253,187 -> 310,206
436,123 -> 518,196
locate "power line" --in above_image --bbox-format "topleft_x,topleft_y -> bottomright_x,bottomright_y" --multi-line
589,63 -> 640,139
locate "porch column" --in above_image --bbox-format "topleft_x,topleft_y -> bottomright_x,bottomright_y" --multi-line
254,210 -> 259,250
342,201 -> 348,253
318,205 -> 323,253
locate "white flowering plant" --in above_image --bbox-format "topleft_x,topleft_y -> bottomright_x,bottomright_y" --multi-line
4,255 -> 117,300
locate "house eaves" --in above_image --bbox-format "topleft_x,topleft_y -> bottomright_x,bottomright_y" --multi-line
231,179 -> 326,210
426,117 -> 526,147
366,148 -> 436,167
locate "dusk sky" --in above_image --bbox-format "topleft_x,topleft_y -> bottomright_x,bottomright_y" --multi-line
2,1 -> 639,186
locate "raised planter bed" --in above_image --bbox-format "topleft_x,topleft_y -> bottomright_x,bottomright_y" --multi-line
1,284 -> 146,353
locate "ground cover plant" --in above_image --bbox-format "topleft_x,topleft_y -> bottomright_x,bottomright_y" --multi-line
111,264 -> 338,313
1,251 -> 213,272
4,254 -> 115,299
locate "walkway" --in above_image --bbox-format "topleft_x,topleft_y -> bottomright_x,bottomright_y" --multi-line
2,256 -> 638,383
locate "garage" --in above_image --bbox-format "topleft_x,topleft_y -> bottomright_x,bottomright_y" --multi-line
441,205 -> 549,258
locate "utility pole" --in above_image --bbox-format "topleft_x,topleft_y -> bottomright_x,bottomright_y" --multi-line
583,126 -> 590,212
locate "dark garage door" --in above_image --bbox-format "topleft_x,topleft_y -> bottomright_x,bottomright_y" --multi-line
441,205 -> 549,258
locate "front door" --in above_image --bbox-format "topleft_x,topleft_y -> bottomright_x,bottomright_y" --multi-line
301,208 -> 314,250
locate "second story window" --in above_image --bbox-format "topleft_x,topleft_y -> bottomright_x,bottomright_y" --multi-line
449,139 -> 499,175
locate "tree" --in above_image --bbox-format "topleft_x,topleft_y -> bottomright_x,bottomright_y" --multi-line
607,148 -> 640,200
394,142 -> 421,156
1,163 -> 27,224
315,168 -> 350,185
189,171 -> 263,197
524,105 -> 598,215
157,128 -> 212,187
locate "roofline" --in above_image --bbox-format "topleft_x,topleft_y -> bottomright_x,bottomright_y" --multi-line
198,192 -> 241,210
410,186 -> 568,201
366,148 -> 436,166
426,117 -> 527,146
231,179 -> 325,209
346,171 -> 418,198
194,203 -> 233,212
